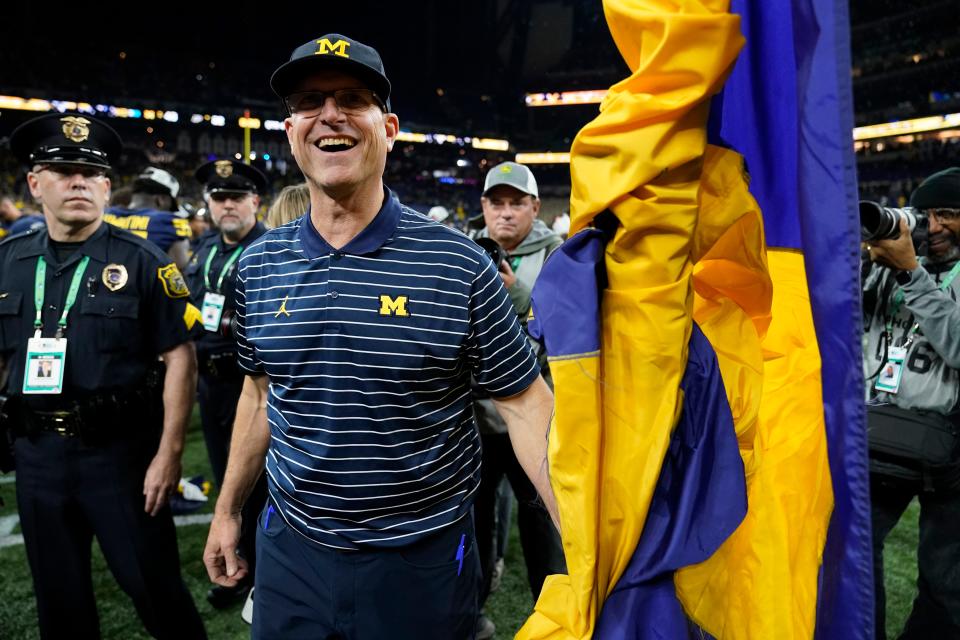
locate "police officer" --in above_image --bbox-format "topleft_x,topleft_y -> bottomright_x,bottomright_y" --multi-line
0,113 -> 206,639
187,158 -> 269,609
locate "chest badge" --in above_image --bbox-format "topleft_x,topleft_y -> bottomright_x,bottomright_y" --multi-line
102,264 -> 128,291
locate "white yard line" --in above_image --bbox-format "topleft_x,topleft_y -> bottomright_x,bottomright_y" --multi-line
0,515 -> 19,536
0,513 -> 213,549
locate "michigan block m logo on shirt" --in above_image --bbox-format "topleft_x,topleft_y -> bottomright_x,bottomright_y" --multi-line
379,294 -> 409,317
316,38 -> 350,58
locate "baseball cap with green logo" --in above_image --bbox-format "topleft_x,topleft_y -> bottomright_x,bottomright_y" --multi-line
482,162 -> 538,199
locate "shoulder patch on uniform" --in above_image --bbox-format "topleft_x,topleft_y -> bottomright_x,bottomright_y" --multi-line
158,263 -> 190,298
183,302 -> 203,330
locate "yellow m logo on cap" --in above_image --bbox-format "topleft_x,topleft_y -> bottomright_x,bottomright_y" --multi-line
316,38 -> 351,58
379,295 -> 409,317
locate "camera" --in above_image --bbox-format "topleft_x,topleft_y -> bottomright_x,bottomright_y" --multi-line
220,309 -> 238,340
860,200 -> 929,255
474,237 -> 507,267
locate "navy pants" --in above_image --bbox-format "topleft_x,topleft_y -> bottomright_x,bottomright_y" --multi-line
871,473 -> 960,639
14,432 -> 206,639
253,505 -> 480,640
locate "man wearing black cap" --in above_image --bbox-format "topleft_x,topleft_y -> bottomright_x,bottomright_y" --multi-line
187,158 -> 269,610
104,166 -> 192,269
203,35 -> 558,640
0,113 -> 207,638
863,167 -> 960,637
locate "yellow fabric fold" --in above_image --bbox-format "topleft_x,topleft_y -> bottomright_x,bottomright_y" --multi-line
678,249 -> 834,639
518,2 -> 743,638
520,2 -> 834,638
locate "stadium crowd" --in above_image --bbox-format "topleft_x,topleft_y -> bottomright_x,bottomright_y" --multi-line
2,2 -> 960,638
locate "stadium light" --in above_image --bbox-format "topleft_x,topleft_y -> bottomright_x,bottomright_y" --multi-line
525,90 -> 608,107
853,112 -> 960,140
471,137 -> 510,151
515,152 -> 571,164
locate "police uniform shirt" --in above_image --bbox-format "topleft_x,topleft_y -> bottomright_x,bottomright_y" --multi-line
185,221 -> 267,355
234,188 -> 540,550
104,206 -> 191,252
0,224 -> 202,403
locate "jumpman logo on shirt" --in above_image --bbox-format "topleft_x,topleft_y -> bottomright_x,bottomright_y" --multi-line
275,296 -> 291,318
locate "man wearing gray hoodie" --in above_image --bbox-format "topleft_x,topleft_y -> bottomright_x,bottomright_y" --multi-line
472,162 -> 566,639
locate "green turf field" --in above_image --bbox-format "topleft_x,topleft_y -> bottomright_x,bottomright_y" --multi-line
0,415 -> 922,639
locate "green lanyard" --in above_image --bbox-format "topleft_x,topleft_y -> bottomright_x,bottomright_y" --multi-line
33,255 -> 90,338
885,260 -> 960,345
203,245 -> 243,293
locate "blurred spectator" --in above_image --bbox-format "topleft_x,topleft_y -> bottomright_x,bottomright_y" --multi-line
427,205 -> 450,224
0,192 -> 45,237
265,183 -> 309,229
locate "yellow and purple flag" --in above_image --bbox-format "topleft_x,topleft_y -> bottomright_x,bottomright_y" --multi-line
522,0 -> 871,638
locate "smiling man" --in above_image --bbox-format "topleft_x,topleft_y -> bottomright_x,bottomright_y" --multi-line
202,34 -> 559,640
187,158 -> 269,610
0,112 -> 205,638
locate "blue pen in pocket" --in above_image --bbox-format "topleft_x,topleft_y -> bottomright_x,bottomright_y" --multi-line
456,533 -> 466,576
264,504 -> 275,530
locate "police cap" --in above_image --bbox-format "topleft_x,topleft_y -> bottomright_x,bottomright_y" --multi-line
195,160 -> 268,196
9,112 -> 122,169
270,34 -> 391,110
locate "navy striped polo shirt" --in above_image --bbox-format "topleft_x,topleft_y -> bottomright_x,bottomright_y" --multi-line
235,188 -> 540,550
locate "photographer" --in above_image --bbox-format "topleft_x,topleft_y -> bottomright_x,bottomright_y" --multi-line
471,162 -> 566,638
863,167 -> 960,638
185,159 -> 268,610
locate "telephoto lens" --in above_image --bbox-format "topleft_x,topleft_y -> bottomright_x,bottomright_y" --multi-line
474,237 -> 507,267
860,200 -> 929,254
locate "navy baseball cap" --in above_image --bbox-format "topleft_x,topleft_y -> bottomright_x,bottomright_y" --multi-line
270,34 -> 392,110
9,112 -> 122,169
195,160 -> 268,195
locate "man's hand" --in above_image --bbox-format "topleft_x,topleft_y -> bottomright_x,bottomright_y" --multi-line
497,258 -> 517,289
868,218 -> 920,271
204,512 -> 249,587
143,450 -> 181,516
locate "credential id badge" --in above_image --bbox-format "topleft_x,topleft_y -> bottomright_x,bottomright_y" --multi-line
874,346 -> 907,394
23,337 -> 67,395
202,292 -> 226,332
